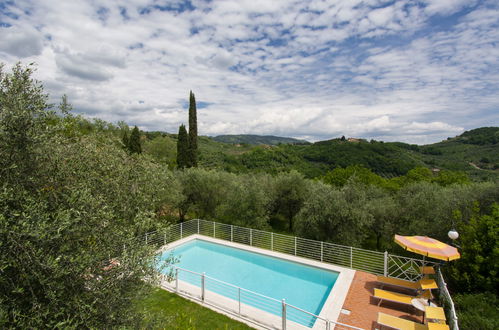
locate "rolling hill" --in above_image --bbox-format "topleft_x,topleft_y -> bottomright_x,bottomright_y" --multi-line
211,134 -> 309,145
141,127 -> 499,180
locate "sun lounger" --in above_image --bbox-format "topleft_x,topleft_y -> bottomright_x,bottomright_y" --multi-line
377,312 -> 427,330
377,276 -> 420,291
377,276 -> 438,292
374,288 -> 415,308
373,288 -> 432,308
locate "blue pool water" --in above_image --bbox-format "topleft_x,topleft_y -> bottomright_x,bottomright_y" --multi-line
158,239 -> 339,326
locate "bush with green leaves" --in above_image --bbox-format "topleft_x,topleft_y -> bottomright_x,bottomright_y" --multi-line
453,293 -> 499,330
446,204 -> 498,294
0,63 -> 176,328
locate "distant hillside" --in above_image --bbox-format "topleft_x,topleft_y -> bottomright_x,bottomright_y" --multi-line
454,127 -> 499,145
211,134 -> 309,145
412,127 -> 499,180
228,139 -> 424,178
139,127 -> 498,181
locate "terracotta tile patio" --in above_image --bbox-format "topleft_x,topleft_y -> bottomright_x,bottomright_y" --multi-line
337,271 -> 424,330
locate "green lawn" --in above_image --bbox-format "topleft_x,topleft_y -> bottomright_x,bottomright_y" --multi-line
138,288 -> 253,329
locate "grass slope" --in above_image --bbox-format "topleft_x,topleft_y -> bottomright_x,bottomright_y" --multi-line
139,288 -> 253,330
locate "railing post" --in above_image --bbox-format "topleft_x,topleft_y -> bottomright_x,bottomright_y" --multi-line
201,272 -> 206,302
282,299 -> 286,330
238,287 -> 241,315
384,251 -> 388,277
321,241 -> 324,262
350,246 -> 353,268
145,232 -> 148,245
294,237 -> 297,256
250,229 -> 252,246
271,232 -> 274,250
231,225 -> 233,242
326,320 -> 331,330
197,219 -> 200,234
175,268 -> 179,292
213,222 -> 216,238
180,222 -> 183,239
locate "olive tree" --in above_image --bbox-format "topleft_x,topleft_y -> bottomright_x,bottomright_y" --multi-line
215,173 -> 272,229
0,63 -> 167,328
294,181 -> 373,246
270,170 -> 309,231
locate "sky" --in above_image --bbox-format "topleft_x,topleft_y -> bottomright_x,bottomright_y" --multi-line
1,0 -> 498,144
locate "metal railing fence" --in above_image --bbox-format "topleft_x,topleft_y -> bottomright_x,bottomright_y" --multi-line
436,267 -> 459,330
146,219 -> 438,281
163,266 -> 363,330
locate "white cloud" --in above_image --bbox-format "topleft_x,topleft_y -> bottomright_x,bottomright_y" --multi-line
423,0 -> 476,16
368,6 -> 395,27
0,0 -> 497,144
55,52 -> 114,81
0,26 -> 44,58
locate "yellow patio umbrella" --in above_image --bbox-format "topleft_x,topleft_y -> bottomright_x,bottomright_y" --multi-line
394,235 -> 460,261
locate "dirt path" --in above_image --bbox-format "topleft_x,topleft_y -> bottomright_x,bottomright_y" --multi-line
469,162 -> 482,170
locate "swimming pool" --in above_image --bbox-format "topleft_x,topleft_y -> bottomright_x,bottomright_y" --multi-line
158,238 -> 341,327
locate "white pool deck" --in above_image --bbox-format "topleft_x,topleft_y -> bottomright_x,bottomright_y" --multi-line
158,234 -> 356,330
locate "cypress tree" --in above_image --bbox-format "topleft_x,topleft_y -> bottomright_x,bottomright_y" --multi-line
122,131 -> 129,150
176,124 -> 189,169
188,90 -> 198,167
128,126 -> 142,154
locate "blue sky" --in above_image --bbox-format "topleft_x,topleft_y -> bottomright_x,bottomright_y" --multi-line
0,0 -> 498,144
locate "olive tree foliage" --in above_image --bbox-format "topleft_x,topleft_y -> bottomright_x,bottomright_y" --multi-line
446,204 -> 498,294
0,63 -> 49,190
453,293 -> 498,330
59,94 -> 72,114
394,182 -> 499,243
363,186 -> 400,250
215,173 -> 272,229
0,63 -> 174,328
270,170 -> 310,231
321,165 -> 386,187
294,181 -> 374,247
176,168 -> 234,221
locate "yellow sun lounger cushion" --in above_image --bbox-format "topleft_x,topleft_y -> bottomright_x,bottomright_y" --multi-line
425,306 -> 446,322
427,322 -> 450,330
377,312 -> 427,330
420,266 -> 436,275
377,276 -> 438,291
419,278 -> 438,290
374,288 -> 414,306
377,276 -> 420,290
